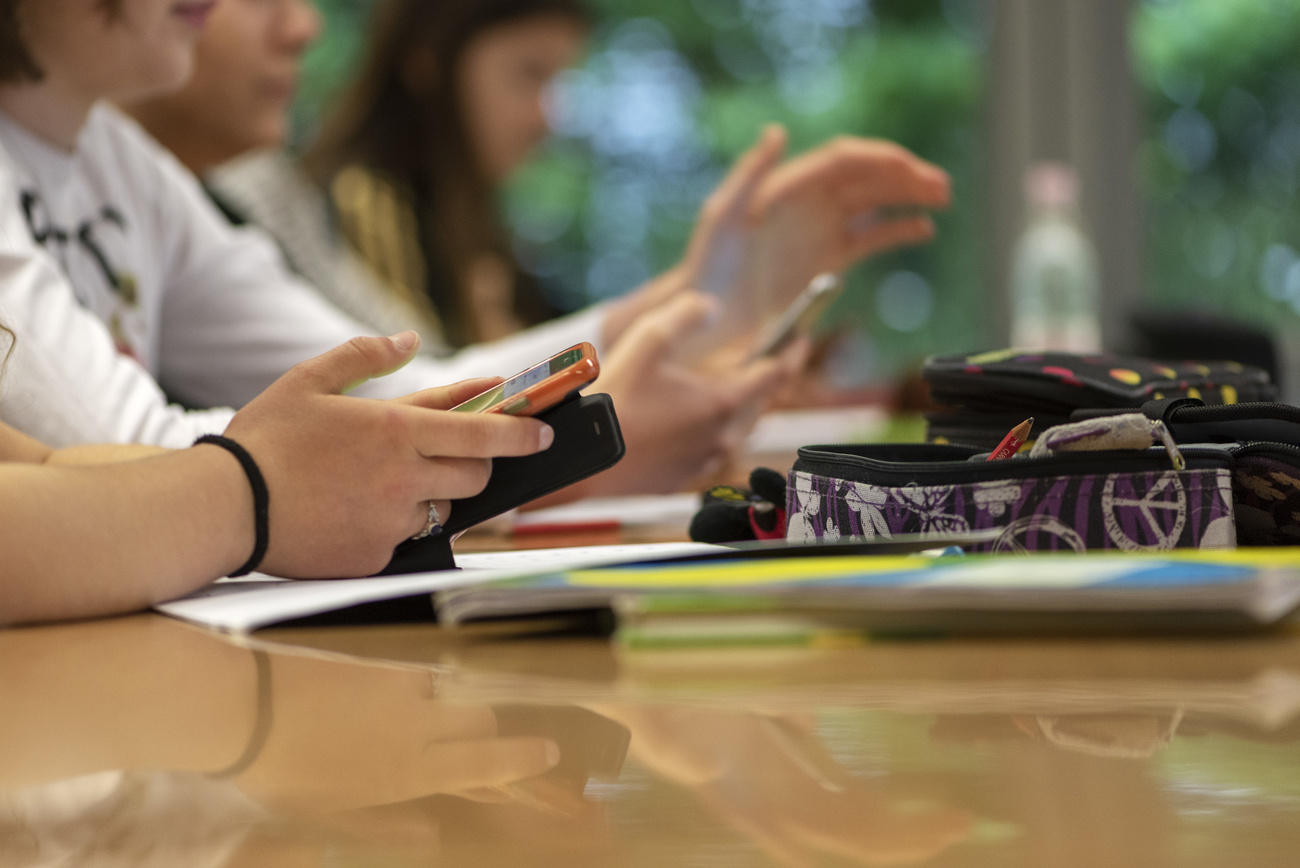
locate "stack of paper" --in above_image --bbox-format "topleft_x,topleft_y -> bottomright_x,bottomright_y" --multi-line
156,545 -> 1300,642
435,549 -> 1300,645
156,542 -> 722,633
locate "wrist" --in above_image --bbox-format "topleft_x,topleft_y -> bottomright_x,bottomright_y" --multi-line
190,440 -> 262,576
208,650 -> 273,779
194,435 -> 270,576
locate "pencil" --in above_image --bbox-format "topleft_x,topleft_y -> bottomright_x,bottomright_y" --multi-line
987,417 -> 1033,461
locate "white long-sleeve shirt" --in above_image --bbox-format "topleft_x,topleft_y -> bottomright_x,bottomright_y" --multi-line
0,104 -> 603,448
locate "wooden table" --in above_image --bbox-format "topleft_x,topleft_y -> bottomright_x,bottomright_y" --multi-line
4,605 -> 1300,867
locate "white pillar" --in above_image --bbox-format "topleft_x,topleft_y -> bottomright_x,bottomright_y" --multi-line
986,0 -> 1142,349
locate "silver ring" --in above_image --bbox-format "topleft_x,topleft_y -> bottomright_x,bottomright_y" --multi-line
411,501 -> 443,540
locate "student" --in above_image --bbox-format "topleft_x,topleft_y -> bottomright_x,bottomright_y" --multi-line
0,0 -> 811,501
0,328 -> 551,625
127,0 -> 952,355
307,0 -> 599,346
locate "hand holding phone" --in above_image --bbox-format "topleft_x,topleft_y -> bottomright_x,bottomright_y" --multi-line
747,273 -> 842,361
452,342 -> 600,415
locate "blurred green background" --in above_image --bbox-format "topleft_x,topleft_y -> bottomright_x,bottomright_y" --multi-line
299,0 -> 1299,385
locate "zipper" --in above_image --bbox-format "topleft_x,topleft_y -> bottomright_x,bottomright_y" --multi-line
795,445 -> 1234,487
1230,441 -> 1300,460
1178,403 -> 1300,424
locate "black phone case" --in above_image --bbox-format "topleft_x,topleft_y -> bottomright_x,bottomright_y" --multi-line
376,391 -> 625,575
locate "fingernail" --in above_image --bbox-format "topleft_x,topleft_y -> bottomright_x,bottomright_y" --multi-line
538,424 -> 555,451
543,739 -> 561,767
388,330 -> 419,353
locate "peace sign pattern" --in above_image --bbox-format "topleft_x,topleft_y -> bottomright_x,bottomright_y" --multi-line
788,467 -> 1235,552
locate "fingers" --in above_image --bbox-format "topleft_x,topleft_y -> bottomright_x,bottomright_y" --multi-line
415,737 -> 561,794
397,377 -> 505,411
688,125 -> 788,270
403,407 -> 554,459
699,124 -> 788,227
720,350 -> 802,445
843,214 -> 936,262
755,137 -> 950,217
728,354 -> 794,411
773,334 -> 813,376
405,498 -> 453,540
287,332 -> 422,395
419,458 -> 492,500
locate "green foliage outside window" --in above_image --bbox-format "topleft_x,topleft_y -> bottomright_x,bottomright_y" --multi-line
1133,0 -> 1300,332
504,0 -> 985,384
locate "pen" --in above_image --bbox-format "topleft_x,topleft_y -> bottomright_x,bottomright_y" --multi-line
987,417 -> 1033,461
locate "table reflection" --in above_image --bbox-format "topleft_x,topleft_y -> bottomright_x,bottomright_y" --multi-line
4,617 -> 1300,866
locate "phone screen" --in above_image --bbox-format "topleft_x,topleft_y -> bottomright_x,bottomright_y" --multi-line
453,346 -> 588,413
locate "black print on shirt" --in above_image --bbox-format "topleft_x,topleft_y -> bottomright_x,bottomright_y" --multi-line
21,190 -> 138,307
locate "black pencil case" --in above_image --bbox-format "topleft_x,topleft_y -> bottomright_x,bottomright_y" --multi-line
786,441 -> 1237,553
1088,398 -> 1300,546
923,349 -> 1275,448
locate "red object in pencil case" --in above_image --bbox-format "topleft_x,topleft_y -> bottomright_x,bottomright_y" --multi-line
987,417 -> 1034,461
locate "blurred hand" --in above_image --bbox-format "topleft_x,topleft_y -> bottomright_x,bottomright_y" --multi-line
600,705 -> 972,867
232,654 -> 562,816
601,128 -> 948,352
679,127 -> 951,327
223,332 -> 552,577
581,293 -> 806,496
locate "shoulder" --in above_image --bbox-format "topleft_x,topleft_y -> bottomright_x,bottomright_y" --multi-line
77,104 -> 214,228
81,103 -> 188,180
209,149 -> 315,204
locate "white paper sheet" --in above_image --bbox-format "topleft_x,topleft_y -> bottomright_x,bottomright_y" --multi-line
511,493 -> 700,531
154,542 -> 723,633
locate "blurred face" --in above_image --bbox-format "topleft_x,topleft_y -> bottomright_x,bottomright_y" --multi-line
132,0 -> 319,165
17,0 -> 217,100
457,14 -> 585,183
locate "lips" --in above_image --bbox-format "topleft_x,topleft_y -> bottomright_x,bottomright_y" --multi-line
172,1 -> 218,29
261,76 -> 299,103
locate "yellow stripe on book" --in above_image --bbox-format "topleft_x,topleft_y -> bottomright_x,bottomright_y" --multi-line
567,555 -> 931,588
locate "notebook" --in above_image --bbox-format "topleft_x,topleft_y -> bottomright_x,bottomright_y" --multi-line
434,548 -> 1300,645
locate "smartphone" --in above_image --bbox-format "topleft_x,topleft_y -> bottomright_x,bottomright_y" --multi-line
494,704 -> 632,791
451,342 -> 599,415
747,272 -> 843,361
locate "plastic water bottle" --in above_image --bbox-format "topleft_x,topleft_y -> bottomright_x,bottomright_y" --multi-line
1008,163 -> 1102,352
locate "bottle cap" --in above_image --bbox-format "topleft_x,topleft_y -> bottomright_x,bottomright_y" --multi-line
1024,162 -> 1079,209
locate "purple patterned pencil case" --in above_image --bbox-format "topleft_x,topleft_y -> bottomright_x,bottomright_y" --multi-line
786,443 -> 1237,553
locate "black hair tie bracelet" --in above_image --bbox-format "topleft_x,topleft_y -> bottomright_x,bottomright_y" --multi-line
195,434 -> 269,577
208,649 -> 273,779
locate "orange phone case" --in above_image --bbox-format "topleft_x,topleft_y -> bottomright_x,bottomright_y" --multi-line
481,342 -> 600,416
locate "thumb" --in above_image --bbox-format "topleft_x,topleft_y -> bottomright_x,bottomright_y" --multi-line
610,292 -> 717,372
292,331 -> 421,395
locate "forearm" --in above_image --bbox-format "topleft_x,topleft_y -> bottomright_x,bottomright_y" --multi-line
45,443 -> 171,465
0,445 -> 252,625
0,618 -> 257,785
